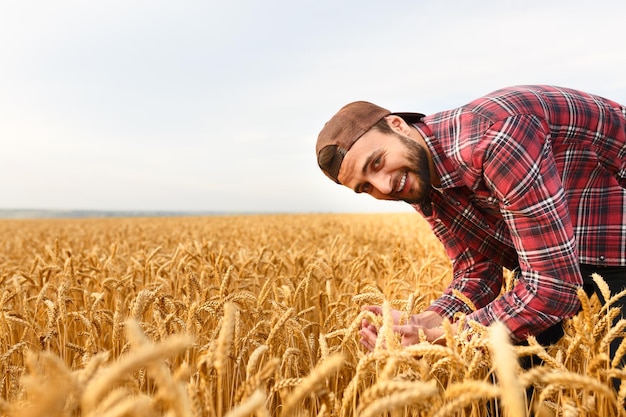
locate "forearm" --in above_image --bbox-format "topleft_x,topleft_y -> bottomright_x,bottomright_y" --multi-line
427,253 -> 503,320
467,272 -> 581,342
409,310 -> 443,328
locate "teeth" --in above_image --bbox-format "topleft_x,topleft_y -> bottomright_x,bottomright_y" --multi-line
397,173 -> 407,193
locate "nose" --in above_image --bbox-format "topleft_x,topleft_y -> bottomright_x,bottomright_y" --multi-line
370,172 -> 394,196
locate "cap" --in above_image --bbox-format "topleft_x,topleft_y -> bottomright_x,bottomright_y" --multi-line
316,101 -> 424,183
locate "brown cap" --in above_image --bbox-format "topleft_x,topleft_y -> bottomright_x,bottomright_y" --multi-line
316,101 -> 425,184
316,101 -> 390,184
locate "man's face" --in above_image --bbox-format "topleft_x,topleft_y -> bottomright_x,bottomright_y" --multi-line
337,123 -> 431,205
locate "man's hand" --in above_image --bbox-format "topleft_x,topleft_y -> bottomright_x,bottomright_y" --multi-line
361,306 -> 444,327
359,316 -> 379,351
358,305 -> 446,351
393,324 -> 447,346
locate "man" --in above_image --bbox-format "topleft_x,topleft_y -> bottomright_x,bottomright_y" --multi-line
315,85 -> 626,351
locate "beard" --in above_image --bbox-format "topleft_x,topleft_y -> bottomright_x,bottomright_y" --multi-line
395,133 -> 432,207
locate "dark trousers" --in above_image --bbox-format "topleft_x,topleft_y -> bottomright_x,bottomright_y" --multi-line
525,264 -> 626,394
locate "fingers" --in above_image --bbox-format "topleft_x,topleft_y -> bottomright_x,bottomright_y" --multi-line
361,318 -> 374,331
393,324 -> 422,347
393,325 -> 446,346
360,305 -> 423,351
359,322 -> 378,352
362,305 -> 405,326
361,305 -> 383,315
360,322 -> 427,351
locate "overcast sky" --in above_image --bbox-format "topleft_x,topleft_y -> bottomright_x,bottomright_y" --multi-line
2,0 -> 625,214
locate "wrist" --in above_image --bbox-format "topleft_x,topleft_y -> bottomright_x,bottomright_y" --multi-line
410,310 -> 444,328
425,327 -> 446,345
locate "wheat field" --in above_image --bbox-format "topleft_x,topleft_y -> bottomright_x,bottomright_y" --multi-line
0,213 -> 625,417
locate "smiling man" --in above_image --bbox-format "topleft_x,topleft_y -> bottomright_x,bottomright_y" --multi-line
316,85 -> 626,352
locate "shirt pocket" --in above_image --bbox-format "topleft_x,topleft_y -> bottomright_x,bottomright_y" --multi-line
469,190 -> 501,212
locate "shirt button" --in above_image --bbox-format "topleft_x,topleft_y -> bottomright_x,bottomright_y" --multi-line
599,255 -> 605,262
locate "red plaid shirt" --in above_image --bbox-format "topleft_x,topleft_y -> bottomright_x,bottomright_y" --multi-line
411,85 -> 626,342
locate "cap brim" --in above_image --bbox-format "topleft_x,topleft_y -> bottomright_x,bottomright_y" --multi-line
391,112 -> 425,124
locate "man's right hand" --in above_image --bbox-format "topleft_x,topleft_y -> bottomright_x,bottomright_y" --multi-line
358,305 -> 444,351
361,305 -> 443,327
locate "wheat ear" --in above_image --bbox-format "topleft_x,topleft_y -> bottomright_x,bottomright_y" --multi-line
224,390 -> 266,417
82,320 -> 192,411
358,381 -> 439,417
488,321 -> 526,417
216,302 -> 238,417
280,353 -> 344,417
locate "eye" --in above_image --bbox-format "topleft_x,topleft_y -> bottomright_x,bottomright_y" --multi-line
372,156 -> 382,170
360,183 -> 372,194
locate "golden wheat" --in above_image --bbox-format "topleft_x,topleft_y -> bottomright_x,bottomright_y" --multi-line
489,321 -> 526,417
0,214 -> 624,416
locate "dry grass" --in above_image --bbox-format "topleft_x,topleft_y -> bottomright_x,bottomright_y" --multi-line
0,213 -> 624,416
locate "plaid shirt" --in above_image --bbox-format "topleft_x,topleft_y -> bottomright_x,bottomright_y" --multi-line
411,85 -> 626,342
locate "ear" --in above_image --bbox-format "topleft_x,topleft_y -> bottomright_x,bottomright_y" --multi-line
384,115 -> 412,135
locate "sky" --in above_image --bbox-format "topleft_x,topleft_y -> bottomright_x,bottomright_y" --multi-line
1,0 -> 625,214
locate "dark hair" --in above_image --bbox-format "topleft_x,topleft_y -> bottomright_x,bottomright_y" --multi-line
370,117 -> 394,135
